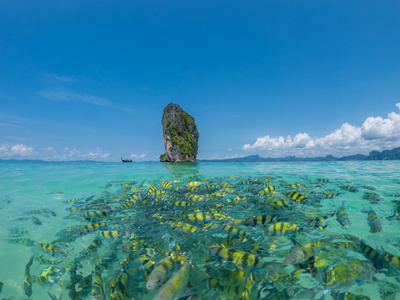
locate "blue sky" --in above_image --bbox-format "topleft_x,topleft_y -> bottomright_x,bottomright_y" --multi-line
1,1 -> 400,161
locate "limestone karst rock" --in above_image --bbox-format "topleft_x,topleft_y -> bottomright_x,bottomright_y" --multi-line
160,103 -> 199,162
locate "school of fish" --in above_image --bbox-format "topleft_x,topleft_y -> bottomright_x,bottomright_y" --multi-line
5,174 -> 400,299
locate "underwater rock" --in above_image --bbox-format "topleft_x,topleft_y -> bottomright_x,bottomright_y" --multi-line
160,103 -> 199,162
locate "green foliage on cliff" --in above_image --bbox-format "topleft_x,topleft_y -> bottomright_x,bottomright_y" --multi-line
168,127 -> 197,159
181,110 -> 199,138
161,103 -> 199,162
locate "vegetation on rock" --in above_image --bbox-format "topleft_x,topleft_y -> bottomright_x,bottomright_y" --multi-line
160,103 -> 199,162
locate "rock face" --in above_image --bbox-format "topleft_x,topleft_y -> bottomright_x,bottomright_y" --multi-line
368,147 -> 400,160
160,103 -> 199,162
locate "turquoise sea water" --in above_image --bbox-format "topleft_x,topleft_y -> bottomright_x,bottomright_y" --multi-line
1,161 -> 400,299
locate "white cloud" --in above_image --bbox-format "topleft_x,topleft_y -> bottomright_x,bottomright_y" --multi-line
226,154 -> 240,159
62,147 -> 80,158
242,132 -> 314,151
43,147 -> 56,153
361,106 -> 400,140
11,144 -> 35,156
129,153 -> 146,159
0,145 -> 9,156
39,90 -> 111,106
101,153 -> 110,159
41,73 -> 78,83
57,147 -> 110,160
0,143 -> 112,161
83,148 -> 102,158
314,123 -> 362,148
0,143 -> 36,157
51,75 -> 77,83
38,147 -> 110,161
0,112 -> 42,127
0,122 -> 19,127
243,103 -> 400,156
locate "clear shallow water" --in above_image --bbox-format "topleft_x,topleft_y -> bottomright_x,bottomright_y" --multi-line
0,161 -> 400,299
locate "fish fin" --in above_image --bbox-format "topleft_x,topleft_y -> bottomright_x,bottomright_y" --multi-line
47,292 -> 62,300
359,233 -> 365,244
217,243 -> 228,249
304,256 -> 318,277
26,254 -> 35,268
294,286 -> 323,300
291,268 -> 302,276
290,237 -> 302,247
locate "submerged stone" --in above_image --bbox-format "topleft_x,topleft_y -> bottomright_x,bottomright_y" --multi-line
160,103 -> 199,162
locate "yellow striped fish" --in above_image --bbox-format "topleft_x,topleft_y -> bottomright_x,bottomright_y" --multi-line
152,260 -> 191,300
317,178 -> 330,183
221,224 -> 247,237
174,201 -> 191,207
202,223 -> 247,237
34,266 -> 64,285
186,213 -> 214,222
146,256 -> 174,289
265,222 -> 300,236
220,182 -> 232,188
323,190 -> 340,199
323,259 -> 375,287
341,185 -> 359,193
91,265 -> 105,300
208,245 -> 265,269
336,202 -> 350,230
118,200 -> 135,209
76,222 -> 107,236
362,208 -> 382,233
358,240 -> 400,269
168,221 -> 198,233
98,231 -> 121,239
86,237 -> 102,253
330,291 -> 371,300
201,222 -> 220,230
209,192 -> 228,199
286,191 -> 308,202
286,183 -> 305,189
36,254 -> 60,265
82,210 -> 108,219
148,185 -> 156,195
23,255 -> 34,297
187,181 -> 202,187
187,194 -> 204,202
284,239 -> 327,264
161,181 -> 171,189
243,214 -> 280,226
37,243 -> 62,253
64,198 -> 81,203
259,185 -> 276,195
138,250 -> 156,269
267,199 -> 293,209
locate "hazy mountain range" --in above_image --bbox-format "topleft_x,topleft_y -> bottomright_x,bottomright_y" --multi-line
199,147 -> 400,162
1,148 -> 400,163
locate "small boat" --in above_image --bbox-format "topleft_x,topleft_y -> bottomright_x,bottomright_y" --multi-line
121,157 -> 133,163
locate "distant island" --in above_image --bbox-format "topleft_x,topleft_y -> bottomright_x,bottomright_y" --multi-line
2,148 -> 400,163
199,147 -> 400,162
